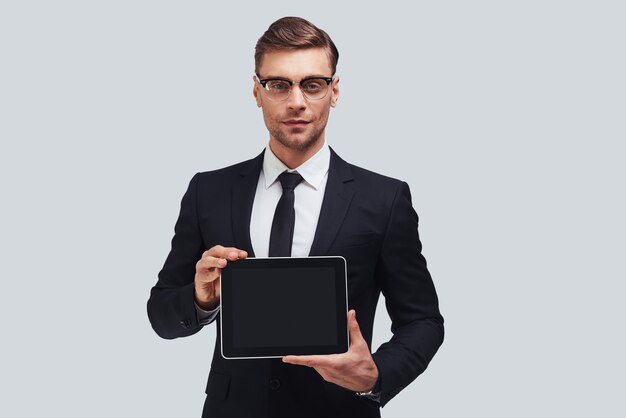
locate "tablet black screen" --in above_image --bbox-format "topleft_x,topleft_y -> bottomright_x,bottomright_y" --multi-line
231,267 -> 337,347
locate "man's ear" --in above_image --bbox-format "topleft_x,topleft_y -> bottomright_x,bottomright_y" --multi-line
253,75 -> 262,108
330,76 -> 340,108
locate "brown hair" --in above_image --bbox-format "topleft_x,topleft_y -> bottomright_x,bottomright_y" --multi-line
255,17 -> 339,76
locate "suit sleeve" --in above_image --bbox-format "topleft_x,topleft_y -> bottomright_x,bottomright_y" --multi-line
371,181 -> 444,406
147,173 -> 210,339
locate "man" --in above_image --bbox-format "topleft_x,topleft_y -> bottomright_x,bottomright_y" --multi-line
148,16 -> 443,418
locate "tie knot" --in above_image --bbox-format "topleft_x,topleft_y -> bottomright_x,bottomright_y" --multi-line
277,171 -> 303,190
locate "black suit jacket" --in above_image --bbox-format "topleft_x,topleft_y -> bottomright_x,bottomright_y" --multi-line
148,148 -> 444,418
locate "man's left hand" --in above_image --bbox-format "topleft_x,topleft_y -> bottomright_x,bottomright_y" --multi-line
282,309 -> 379,392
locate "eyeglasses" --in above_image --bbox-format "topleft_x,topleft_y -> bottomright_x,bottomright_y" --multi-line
256,75 -> 334,102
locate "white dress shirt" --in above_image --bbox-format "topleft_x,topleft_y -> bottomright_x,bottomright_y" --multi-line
250,142 -> 330,257
197,142 -> 331,322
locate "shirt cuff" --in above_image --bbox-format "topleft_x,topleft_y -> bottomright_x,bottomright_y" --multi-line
195,302 -> 220,325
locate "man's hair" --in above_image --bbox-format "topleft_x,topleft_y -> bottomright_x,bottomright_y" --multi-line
255,17 -> 339,76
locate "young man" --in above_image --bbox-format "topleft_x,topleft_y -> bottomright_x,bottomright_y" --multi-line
148,16 -> 444,418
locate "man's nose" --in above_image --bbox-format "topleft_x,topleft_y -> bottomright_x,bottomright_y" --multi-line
287,84 -> 307,109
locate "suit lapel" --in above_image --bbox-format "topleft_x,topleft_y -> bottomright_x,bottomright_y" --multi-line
231,150 -> 264,258
309,148 -> 355,256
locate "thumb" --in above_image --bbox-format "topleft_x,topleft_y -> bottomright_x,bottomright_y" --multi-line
348,309 -> 364,344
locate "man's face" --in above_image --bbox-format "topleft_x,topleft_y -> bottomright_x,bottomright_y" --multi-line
254,48 -> 339,155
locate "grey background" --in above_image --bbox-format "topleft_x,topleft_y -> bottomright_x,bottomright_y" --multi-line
1,1 -> 624,417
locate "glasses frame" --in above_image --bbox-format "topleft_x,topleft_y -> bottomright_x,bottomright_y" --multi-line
255,74 -> 334,102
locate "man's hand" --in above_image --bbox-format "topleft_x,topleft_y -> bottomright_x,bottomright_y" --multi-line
282,310 -> 379,392
195,245 -> 247,310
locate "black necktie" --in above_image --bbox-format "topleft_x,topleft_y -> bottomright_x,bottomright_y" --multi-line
268,171 -> 304,257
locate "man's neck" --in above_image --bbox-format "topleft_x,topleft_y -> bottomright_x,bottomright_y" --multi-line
268,137 -> 325,169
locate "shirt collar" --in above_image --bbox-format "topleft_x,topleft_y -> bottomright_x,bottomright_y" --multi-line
263,142 -> 330,190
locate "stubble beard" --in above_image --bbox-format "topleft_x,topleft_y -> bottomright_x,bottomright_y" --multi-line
270,124 -> 324,152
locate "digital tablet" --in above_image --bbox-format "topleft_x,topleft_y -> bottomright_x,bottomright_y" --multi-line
220,256 -> 348,359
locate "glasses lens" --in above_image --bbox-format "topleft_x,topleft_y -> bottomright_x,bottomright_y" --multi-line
301,79 -> 330,100
265,80 -> 291,100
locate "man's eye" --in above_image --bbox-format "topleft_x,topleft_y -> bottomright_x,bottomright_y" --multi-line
303,81 -> 323,91
269,81 -> 290,90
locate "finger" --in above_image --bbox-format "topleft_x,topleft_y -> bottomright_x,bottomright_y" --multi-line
206,245 -> 225,257
197,255 -> 228,271
348,310 -> 365,347
282,355 -> 334,368
209,245 -> 248,261
208,276 -> 221,298
282,355 -> 313,366
222,247 -> 244,261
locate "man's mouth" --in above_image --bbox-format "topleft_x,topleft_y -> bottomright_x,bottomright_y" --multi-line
283,119 -> 310,128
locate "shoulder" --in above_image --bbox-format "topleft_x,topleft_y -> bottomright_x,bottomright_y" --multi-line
197,153 -> 262,180
188,151 -> 263,188
349,162 -> 404,188
331,148 -> 408,196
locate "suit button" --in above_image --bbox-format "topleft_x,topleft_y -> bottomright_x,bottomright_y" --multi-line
269,379 -> 281,390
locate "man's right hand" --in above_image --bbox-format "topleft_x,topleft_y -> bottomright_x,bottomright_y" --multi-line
195,245 -> 248,310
